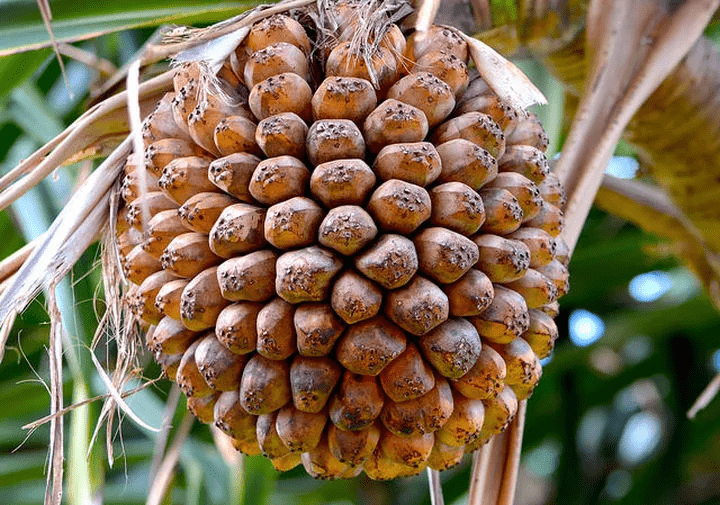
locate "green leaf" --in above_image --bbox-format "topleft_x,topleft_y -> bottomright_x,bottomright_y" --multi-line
0,50 -> 51,99
0,0 -> 260,56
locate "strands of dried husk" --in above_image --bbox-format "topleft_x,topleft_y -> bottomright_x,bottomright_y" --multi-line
555,0 -> 720,254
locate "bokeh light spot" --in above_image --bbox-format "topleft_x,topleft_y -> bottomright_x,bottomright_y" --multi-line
569,309 -> 605,347
629,271 -> 672,302
618,411 -> 663,465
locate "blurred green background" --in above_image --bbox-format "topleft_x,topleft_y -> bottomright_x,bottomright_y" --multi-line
1,1 -> 720,504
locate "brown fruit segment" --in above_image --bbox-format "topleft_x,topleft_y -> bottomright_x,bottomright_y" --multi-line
503,268 -> 558,309
209,203 -> 267,259
256,297 -> 296,360
312,77 -> 378,123
379,429 -> 434,468
187,87 -> 250,155
467,385 -> 519,451
414,227 -> 479,284
364,451 -> 424,480
380,378 -> 453,436
355,234 -> 418,289
215,302 -> 262,354
436,390 -> 485,446
127,191 -> 178,229
328,423 -> 380,466
506,112 -> 549,151
142,92 -> 193,145
121,171 -> 159,204
255,112 -> 308,158
158,156 -> 217,205
418,318 -> 482,379
485,172 -> 543,221
155,279 -> 189,321
243,42 -> 310,88
176,339 -> 213,398
187,393 -> 220,423
372,142 -> 442,186
522,309 -> 559,359
302,435 -> 359,480
444,269 -> 494,317
406,25 -> 468,62
171,80 -> 199,134
331,270 -> 383,324
412,51 -> 469,98
275,247 -> 343,303
133,270 -> 180,324
368,180 -> 431,234
384,276 -> 449,336
451,345 -> 507,400
473,234 -> 530,283
536,259 -> 570,297
249,72 -> 313,121
498,144 -> 549,184
470,285 -> 529,344
457,87 -> 519,132
524,201 -> 564,237
435,139 -> 497,189
232,437 -> 263,456
326,42 -> 398,91
214,115 -> 262,157
479,187 -> 524,235
150,316 -> 199,355
318,205 -> 377,256
433,112 -> 505,159
335,316 -> 406,376
161,232 -> 221,278
427,442 -> 465,471
538,171 -> 566,207
240,354 -> 291,414
310,159 -> 376,207
143,210 -> 187,259
294,303 -> 346,356
329,371 -> 385,430
541,300 -> 560,318
363,99 -> 429,153
387,73 -> 455,127
430,182 -> 485,235
214,390 -> 258,441
506,227 -> 556,268
379,343 -> 435,402
257,412 -> 293,459
275,405 -> 327,452
306,119 -> 366,166
179,192 -> 238,234
124,245 -> 162,284
246,14 -> 311,54
145,139 -> 206,176
554,237 -> 570,266
271,452 -> 302,471
217,250 -> 277,302
488,338 -> 536,394
208,153 -> 262,203
194,334 -> 246,391
290,355 -> 342,413
249,155 -> 310,205
181,266 -> 230,331
156,351 -> 183,381
264,197 -> 324,250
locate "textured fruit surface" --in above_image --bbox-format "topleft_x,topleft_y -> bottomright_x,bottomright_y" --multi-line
117,8 -> 567,481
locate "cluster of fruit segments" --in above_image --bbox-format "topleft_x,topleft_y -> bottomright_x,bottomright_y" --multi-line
116,11 -> 569,480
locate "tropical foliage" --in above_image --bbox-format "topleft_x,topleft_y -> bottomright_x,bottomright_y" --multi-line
1,1 -> 720,504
